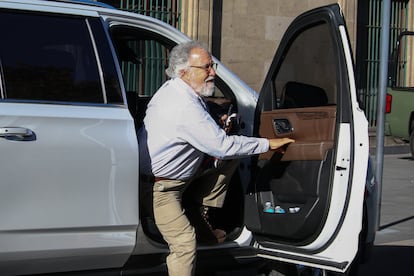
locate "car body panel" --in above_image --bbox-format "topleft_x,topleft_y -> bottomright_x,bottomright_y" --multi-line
386,31 -> 414,141
385,87 -> 414,140
386,31 -> 414,156
0,103 -> 138,274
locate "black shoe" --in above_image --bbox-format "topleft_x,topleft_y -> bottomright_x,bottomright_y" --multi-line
225,227 -> 242,241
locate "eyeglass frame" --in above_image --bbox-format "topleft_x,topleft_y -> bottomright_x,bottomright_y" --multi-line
188,62 -> 218,72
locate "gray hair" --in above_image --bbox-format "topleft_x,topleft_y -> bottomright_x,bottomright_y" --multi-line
165,41 -> 209,78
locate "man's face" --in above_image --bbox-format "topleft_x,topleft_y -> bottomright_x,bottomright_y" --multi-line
183,47 -> 216,97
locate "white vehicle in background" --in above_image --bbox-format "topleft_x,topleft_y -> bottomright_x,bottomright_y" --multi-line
0,0 -> 376,275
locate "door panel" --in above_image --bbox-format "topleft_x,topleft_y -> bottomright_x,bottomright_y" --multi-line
252,106 -> 336,241
259,106 -> 336,161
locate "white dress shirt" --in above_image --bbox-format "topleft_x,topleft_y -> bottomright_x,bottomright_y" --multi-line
138,78 -> 269,180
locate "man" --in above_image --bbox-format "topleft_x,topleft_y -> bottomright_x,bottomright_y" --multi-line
138,41 -> 294,276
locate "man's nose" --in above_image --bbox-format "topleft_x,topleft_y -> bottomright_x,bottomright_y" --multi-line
209,66 -> 216,76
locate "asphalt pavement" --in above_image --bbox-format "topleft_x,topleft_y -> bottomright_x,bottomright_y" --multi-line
357,146 -> 414,276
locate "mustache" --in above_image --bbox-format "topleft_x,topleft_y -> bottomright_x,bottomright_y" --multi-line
204,77 -> 215,83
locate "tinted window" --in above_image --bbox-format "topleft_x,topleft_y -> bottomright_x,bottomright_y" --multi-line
274,23 -> 337,109
89,19 -> 123,104
0,12 -> 121,104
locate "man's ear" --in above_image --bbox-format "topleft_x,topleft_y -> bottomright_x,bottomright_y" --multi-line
180,69 -> 185,77
180,69 -> 190,81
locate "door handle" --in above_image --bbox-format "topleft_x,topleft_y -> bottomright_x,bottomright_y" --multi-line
273,118 -> 293,134
0,127 -> 36,141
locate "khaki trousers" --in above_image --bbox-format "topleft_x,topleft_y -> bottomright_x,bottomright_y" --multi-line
152,159 -> 239,276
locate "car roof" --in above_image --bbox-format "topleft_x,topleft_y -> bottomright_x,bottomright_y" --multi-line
45,0 -> 116,9
0,0 -> 185,36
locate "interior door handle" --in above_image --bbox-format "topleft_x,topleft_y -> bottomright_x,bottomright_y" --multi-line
273,118 -> 293,134
0,127 -> 36,141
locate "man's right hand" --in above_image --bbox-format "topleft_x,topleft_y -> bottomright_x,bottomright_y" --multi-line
268,138 -> 295,151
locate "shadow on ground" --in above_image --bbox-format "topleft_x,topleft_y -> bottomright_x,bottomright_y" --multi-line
357,245 -> 413,275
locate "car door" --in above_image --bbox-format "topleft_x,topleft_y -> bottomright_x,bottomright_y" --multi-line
0,7 -> 138,274
244,4 -> 369,273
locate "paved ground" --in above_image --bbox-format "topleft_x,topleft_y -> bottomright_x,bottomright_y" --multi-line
357,150 -> 414,276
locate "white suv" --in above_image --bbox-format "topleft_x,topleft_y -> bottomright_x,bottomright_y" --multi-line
0,1 -> 376,275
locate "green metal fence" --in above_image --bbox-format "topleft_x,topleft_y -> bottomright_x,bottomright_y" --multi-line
118,0 -> 181,26
359,0 -> 409,127
103,0 -> 181,96
120,40 -> 169,96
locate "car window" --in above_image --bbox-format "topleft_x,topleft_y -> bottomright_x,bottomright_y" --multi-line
111,26 -> 236,127
0,12 -> 122,104
273,22 -> 337,109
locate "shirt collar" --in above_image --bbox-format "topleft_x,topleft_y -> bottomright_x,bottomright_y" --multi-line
172,77 -> 202,101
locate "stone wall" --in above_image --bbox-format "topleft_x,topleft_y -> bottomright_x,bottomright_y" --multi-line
181,0 -> 357,92
219,0 -> 357,92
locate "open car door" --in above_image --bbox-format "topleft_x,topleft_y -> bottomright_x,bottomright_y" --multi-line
245,4 -> 369,273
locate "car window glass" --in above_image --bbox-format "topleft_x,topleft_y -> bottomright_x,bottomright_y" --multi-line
0,12 -> 121,104
273,22 -> 337,109
89,19 -> 123,104
111,26 -> 234,128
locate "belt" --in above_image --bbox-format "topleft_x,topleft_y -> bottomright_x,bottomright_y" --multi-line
155,176 -> 172,182
140,175 -> 172,183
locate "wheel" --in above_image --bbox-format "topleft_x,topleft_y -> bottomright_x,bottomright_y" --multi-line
410,130 -> 414,159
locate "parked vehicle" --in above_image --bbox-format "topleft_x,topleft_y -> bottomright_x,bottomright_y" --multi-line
0,1 -> 375,275
386,31 -> 414,157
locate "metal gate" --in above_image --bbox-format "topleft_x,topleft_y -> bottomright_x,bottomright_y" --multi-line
357,0 -> 409,127
117,0 -> 180,26
102,0 -> 181,96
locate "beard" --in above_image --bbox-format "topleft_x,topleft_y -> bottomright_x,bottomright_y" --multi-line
200,80 -> 215,97
193,77 -> 215,97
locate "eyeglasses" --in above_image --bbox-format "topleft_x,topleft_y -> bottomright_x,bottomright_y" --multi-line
189,62 -> 218,72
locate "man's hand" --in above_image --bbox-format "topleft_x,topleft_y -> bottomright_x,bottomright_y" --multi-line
219,114 -> 228,131
268,138 -> 295,151
220,113 -> 238,133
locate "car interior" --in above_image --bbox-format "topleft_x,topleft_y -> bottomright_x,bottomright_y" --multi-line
246,81 -> 336,243
245,21 -> 340,245
111,26 -> 243,244
111,20 -> 340,247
